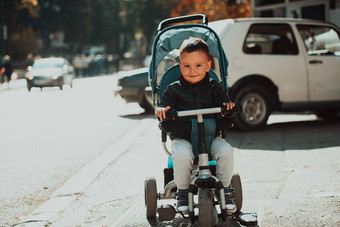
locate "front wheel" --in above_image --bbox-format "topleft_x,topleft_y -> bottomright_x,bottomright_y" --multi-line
199,189 -> 218,227
233,85 -> 270,131
144,178 -> 158,219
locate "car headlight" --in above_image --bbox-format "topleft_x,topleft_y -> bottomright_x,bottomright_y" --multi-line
52,74 -> 59,80
26,75 -> 33,80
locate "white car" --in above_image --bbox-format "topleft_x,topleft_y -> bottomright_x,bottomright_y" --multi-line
25,57 -> 75,91
208,18 -> 340,130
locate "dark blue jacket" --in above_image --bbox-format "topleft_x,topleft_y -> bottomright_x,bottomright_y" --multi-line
158,73 -> 231,141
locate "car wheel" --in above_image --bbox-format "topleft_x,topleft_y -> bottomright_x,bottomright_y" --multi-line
59,85 -> 63,90
233,85 -> 270,131
27,86 -> 32,92
139,93 -> 154,113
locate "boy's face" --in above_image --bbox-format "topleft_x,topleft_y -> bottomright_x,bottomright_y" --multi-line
179,50 -> 211,85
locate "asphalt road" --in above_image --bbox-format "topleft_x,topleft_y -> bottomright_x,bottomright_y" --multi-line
1,78 -> 340,227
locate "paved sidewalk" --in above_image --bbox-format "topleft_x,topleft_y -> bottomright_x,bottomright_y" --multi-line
0,79 -> 27,91
14,114 -> 340,227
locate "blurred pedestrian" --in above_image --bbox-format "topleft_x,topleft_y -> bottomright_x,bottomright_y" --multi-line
1,55 -> 13,86
73,54 -> 83,77
26,53 -> 35,67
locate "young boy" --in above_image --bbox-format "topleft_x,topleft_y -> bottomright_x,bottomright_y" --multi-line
156,37 -> 236,214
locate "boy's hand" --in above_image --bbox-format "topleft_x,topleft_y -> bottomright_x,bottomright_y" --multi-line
221,102 -> 235,117
156,106 -> 171,121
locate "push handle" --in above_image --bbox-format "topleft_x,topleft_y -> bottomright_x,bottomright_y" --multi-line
160,104 -> 242,121
157,14 -> 208,31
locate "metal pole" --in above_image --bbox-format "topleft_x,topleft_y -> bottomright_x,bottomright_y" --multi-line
0,0 -> 4,64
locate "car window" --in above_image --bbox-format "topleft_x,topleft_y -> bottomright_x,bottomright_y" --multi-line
243,23 -> 298,55
296,24 -> 340,56
33,60 -> 64,69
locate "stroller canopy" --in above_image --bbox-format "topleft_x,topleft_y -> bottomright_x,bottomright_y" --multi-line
149,23 -> 229,95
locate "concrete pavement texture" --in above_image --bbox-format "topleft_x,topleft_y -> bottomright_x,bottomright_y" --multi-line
14,113 -> 340,227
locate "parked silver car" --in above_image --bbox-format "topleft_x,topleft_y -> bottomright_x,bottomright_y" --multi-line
25,57 -> 75,91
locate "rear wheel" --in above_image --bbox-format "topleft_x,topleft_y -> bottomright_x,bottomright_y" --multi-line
199,189 -> 218,227
231,174 -> 243,213
144,178 -> 158,219
233,85 -> 270,131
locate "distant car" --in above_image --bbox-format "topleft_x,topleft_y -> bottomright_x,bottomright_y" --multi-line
114,67 -> 154,112
25,57 -> 75,91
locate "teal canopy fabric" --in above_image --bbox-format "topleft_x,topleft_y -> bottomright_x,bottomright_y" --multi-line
154,26 -> 221,68
149,24 -> 229,94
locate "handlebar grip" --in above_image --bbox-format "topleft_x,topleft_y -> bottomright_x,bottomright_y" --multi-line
221,104 -> 242,117
157,14 -> 208,31
164,109 -> 177,121
162,130 -> 167,142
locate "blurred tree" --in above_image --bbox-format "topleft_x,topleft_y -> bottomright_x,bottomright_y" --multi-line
2,0 -> 41,62
171,0 -> 250,21
3,0 -> 207,66
136,0 -> 177,53
59,0 -> 92,52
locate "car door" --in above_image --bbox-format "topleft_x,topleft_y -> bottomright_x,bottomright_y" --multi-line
296,24 -> 340,101
225,22 -> 308,103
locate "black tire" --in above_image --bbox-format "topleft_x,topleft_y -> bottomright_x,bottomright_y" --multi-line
138,93 -> 154,113
233,85 -> 270,131
27,86 -> 32,92
144,178 -> 158,219
316,109 -> 339,119
199,189 -> 218,227
231,174 -> 243,213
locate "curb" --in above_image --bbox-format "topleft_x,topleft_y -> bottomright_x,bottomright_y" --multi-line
15,119 -> 155,226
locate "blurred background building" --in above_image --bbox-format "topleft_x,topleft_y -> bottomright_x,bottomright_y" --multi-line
250,0 -> 340,27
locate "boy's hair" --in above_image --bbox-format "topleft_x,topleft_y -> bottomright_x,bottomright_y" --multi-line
179,37 -> 209,58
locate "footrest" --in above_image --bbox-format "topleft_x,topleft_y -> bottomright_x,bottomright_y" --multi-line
234,212 -> 258,226
157,204 -> 177,221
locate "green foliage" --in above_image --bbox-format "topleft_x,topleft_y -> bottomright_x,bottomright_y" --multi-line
2,0 -> 175,62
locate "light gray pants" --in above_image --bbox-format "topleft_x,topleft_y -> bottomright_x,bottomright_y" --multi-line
171,137 -> 234,190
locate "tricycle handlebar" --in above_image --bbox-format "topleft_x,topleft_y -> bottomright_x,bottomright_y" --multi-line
163,104 -> 242,120
157,14 -> 208,31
